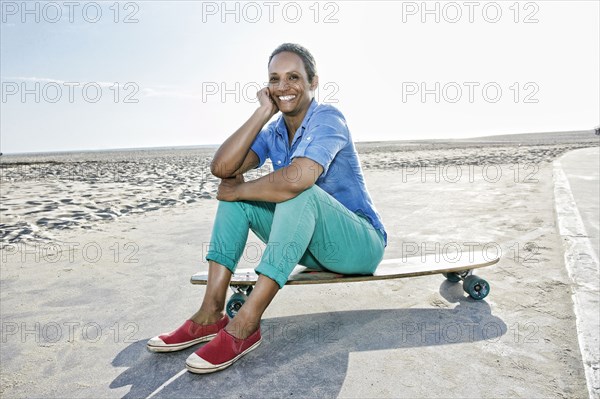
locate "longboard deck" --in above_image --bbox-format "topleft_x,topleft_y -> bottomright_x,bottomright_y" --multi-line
190,253 -> 499,286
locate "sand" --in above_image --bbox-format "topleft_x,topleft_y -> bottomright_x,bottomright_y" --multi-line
0,130 -> 598,398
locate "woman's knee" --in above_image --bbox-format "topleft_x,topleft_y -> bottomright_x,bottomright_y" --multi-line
216,199 -> 263,218
216,199 -> 243,212
276,185 -> 321,211
213,200 -> 244,222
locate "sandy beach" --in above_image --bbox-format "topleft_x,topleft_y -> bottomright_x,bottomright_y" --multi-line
1,130 -> 598,398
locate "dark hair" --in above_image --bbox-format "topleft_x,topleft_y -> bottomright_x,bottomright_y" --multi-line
268,43 -> 317,84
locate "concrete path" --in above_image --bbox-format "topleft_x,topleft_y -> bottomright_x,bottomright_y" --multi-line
554,147 -> 600,398
557,147 -> 600,259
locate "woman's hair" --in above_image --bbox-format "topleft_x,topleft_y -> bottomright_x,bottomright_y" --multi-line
268,43 -> 317,84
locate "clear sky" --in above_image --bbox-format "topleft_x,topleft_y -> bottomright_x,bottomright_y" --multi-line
1,0 -> 599,154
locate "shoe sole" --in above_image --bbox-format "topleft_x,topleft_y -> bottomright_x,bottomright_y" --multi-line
185,338 -> 262,374
146,334 -> 217,353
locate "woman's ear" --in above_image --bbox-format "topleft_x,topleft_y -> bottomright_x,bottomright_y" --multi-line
310,75 -> 319,91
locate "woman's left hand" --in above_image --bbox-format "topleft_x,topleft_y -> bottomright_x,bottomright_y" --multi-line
216,174 -> 245,201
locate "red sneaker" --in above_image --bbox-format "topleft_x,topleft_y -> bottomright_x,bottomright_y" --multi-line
185,328 -> 262,374
147,315 -> 229,352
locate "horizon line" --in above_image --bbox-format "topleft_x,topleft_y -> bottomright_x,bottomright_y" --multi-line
1,128 -> 597,156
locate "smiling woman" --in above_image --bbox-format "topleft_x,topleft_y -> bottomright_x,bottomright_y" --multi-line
267,44 -> 318,123
146,43 -> 387,374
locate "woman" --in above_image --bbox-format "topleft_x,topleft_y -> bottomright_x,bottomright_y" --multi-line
147,43 -> 387,374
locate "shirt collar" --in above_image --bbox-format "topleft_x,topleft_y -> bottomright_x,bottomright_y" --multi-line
274,98 -> 319,140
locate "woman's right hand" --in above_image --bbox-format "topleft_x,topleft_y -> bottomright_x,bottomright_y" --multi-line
257,87 -> 279,118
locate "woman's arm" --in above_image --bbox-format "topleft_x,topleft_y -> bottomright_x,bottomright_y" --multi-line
217,157 -> 324,203
210,88 -> 278,178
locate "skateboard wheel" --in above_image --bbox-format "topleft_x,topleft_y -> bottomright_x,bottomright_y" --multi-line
463,275 -> 490,300
443,272 -> 461,283
226,293 -> 247,318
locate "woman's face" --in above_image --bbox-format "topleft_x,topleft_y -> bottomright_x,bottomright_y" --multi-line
268,51 -> 317,117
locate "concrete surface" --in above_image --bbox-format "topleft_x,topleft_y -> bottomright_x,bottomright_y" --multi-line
1,158 -> 596,398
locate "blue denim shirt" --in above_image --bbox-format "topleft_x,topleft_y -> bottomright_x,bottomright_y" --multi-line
250,99 -> 387,245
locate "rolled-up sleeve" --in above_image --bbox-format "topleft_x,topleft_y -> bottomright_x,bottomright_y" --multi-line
291,114 -> 348,177
250,127 -> 270,169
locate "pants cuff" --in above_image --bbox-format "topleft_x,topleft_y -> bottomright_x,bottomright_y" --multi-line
205,252 -> 237,273
255,262 -> 289,289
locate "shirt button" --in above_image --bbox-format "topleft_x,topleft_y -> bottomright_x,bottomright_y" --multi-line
277,160 -> 282,165
307,136 -> 312,141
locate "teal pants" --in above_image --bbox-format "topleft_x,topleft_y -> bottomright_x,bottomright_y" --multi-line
206,185 -> 385,288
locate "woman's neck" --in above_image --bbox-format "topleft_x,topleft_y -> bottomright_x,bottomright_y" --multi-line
283,111 -> 306,145
282,98 -> 314,145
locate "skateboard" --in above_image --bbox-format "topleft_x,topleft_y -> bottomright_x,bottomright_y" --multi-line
191,253 -> 499,317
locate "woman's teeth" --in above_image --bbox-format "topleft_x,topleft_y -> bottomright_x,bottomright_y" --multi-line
279,95 -> 296,101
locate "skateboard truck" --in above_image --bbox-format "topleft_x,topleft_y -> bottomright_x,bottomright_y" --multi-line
443,270 -> 490,300
227,285 -> 253,317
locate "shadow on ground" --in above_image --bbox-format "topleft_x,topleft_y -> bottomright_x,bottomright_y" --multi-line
110,282 -> 506,398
